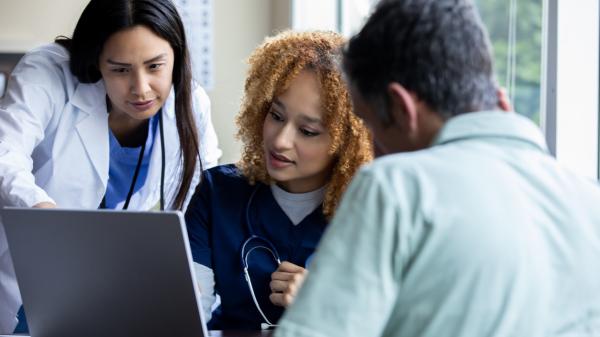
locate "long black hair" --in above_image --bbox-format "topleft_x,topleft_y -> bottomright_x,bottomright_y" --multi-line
56,0 -> 201,210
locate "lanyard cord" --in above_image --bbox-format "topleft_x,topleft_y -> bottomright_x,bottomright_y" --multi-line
100,111 -> 165,210
100,137 -> 146,210
122,139 -> 146,210
159,111 -> 165,211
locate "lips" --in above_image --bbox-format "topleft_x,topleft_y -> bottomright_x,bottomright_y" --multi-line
271,152 -> 293,163
268,151 -> 295,169
129,99 -> 155,111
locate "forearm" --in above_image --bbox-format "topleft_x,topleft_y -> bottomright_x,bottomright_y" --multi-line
193,262 -> 216,322
0,149 -> 54,207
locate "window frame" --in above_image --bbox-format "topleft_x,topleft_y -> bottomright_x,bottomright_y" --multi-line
542,0 -> 600,179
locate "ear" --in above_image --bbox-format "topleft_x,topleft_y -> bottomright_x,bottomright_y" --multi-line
387,82 -> 418,132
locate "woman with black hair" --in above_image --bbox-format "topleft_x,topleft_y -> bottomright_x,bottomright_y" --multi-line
0,0 -> 221,333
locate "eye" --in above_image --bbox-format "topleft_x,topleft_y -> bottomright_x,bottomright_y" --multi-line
269,111 -> 284,122
111,67 -> 129,73
149,63 -> 164,71
300,128 -> 320,137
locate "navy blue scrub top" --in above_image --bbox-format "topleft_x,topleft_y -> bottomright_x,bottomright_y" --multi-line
185,164 -> 328,330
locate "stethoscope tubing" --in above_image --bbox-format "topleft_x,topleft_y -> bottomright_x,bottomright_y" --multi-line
240,185 -> 282,267
240,184 -> 282,328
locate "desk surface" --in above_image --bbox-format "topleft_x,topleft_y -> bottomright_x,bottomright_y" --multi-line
210,331 -> 274,337
1,331 -> 273,337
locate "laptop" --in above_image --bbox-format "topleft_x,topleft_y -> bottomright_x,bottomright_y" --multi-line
1,208 -> 209,337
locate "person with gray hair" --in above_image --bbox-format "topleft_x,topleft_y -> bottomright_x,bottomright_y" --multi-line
274,0 -> 600,336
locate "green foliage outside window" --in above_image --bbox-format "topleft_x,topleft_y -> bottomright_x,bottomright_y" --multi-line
474,0 -> 543,123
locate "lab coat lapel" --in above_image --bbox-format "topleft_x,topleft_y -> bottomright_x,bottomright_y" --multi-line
70,81 -> 109,187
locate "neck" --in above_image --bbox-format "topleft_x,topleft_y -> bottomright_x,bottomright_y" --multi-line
109,111 -> 149,147
414,104 -> 445,149
275,182 -> 326,194
275,165 -> 333,193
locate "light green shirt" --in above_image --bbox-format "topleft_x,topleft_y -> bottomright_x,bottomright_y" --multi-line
275,111 -> 600,337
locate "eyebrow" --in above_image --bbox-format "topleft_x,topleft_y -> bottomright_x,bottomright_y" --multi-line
106,53 -> 168,66
272,99 -> 286,111
143,54 -> 168,64
300,115 -> 322,124
272,99 -> 322,124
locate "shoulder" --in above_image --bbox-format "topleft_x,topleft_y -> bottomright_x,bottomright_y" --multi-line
359,153 -> 422,187
203,164 -> 251,188
192,164 -> 259,208
12,43 -> 75,88
343,151 -> 439,213
17,43 -> 71,74
24,43 -> 70,63
363,146 -> 456,182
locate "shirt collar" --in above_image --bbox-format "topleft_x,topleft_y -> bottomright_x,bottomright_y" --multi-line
432,110 -> 549,154
270,183 -> 326,202
70,80 -> 107,116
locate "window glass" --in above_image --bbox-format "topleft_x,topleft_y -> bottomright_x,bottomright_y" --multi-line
475,0 -> 543,124
296,0 -> 544,124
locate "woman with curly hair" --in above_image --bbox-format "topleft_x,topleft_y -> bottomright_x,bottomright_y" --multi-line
185,30 -> 372,330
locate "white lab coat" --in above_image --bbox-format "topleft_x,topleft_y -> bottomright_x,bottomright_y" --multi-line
0,43 -> 222,332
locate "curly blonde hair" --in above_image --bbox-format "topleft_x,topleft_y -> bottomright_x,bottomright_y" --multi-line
236,30 -> 373,220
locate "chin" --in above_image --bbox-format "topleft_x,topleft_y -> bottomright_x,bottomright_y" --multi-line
129,109 -> 159,120
266,169 -> 289,183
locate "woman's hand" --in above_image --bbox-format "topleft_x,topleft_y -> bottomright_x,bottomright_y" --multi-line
32,202 -> 56,208
269,261 -> 308,307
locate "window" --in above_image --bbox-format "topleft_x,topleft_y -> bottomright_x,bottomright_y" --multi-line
340,0 -> 378,37
297,0 -> 546,126
475,0 -> 543,124
542,0 -> 599,178
291,0 -> 338,32
291,0 -> 600,178
290,0 -> 377,35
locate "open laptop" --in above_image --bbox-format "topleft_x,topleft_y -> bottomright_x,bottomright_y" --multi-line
1,208 -> 209,337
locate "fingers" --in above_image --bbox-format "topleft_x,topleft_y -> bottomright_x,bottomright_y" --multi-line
270,270 -> 306,291
270,279 -> 299,295
32,202 -> 56,208
269,261 -> 308,307
275,261 -> 305,273
269,292 -> 295,307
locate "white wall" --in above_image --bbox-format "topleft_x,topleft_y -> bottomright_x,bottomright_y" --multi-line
209,0 -> 293,164
0,0 -> 87,52
272,0 -> 292,34
208,0 -> 273,164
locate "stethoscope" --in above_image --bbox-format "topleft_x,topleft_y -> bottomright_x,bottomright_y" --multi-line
240,185 -> 281,329
100,110 -> 166,211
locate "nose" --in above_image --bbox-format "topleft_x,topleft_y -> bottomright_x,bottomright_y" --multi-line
130,70 -> 151,99
272,123 -> 295,151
